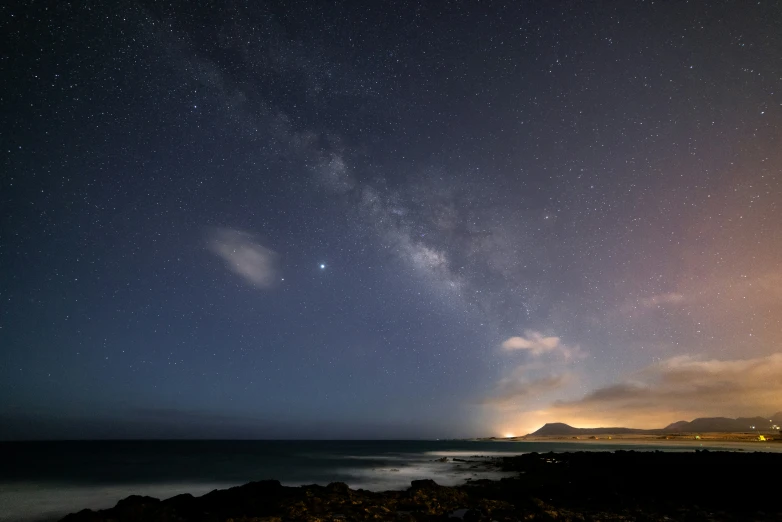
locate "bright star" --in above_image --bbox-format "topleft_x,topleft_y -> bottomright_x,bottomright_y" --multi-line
320,264 -> 326,269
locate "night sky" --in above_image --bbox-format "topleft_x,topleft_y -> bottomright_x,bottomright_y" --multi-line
2,1 -> 780,440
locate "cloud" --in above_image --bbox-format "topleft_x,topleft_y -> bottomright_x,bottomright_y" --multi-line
545,353 -> 782,427
501,330 -> 561,355
488,330 -> 582,409
207,228 -> 277,288
483,373 -> 571,408
487,330 -> 581,410
501,330 -> 584,361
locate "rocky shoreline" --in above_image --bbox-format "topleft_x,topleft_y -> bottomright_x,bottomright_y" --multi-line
61,450 -> 782,521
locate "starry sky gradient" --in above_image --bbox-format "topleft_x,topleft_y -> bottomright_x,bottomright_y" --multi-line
2,0 -> 781,439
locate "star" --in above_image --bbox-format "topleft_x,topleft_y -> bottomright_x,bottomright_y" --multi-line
320,264 -> 326,269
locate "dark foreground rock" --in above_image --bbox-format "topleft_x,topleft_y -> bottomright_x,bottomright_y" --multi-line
61,450 -> 782,521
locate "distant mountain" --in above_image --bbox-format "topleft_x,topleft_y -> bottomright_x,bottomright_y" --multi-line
665,416 -> 779,433
530,413 -> 782,436
530,423 -> 579,436
531,423 -> 660,436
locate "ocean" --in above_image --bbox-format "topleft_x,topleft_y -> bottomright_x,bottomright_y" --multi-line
1,439 -> 779,521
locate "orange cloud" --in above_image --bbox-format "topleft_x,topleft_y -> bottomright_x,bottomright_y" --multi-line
553,353 -> 782,428
489,353 -> 782,436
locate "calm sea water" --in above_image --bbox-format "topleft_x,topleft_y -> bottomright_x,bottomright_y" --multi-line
1,439 -> 778,522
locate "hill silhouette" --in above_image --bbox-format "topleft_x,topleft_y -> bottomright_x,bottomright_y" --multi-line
664,416 -> 780,432
531,423 -> 657,436
530,413 -> 782,436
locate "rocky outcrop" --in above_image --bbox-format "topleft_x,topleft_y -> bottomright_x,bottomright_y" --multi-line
61,451 -> 782,521
60,477 -> 515,522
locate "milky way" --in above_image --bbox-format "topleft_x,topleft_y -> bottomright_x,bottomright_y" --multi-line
2,1 -> 780,438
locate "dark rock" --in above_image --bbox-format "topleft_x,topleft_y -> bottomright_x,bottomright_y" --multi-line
60,509 -> 105,522
112,495 -> 161,519
58,451 -> 782,521
410,479 -> 440,491
326,481 -> 351,495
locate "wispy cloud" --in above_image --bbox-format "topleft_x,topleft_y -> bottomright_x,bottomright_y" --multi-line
483,373 -> 571,408
207,227 -> 277,288
486,330 -> 582,409
501,330 -> 561,355
500,330 -> 584,361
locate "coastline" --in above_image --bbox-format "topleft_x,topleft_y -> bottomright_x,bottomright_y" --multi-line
6,439 -> 781,521
0,442 -> 517,522
510,438 -> 782,451
473,432 -> 781,446
59,450 -> 782,521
